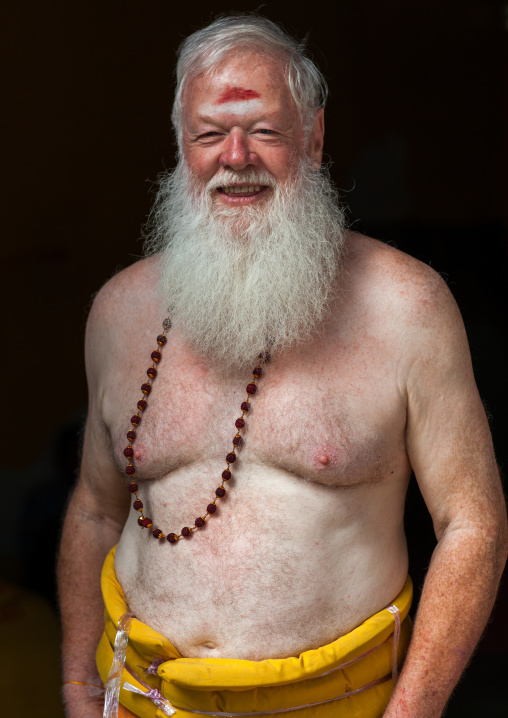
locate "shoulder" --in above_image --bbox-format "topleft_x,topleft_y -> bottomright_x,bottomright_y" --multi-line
342,232 -> 462,334
88,257 -> 161,326
85,256 -> 163,378
339,232 -> 472,392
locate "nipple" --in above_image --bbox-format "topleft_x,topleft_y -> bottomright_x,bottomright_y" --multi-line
134,449 -> 143,460
313,444 -> 339,470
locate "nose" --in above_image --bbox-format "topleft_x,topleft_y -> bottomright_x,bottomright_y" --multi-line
219,128 -> 256,171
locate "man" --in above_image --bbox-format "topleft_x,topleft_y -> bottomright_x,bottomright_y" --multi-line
58,14 -> 507,718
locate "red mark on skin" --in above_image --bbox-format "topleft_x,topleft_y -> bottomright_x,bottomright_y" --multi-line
215,87 -> 261,104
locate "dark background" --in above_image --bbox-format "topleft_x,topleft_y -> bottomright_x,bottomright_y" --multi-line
2,1 -> 507,715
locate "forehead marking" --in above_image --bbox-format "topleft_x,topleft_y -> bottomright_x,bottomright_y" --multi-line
216,87 -> 261,104
198,99 -> 264,118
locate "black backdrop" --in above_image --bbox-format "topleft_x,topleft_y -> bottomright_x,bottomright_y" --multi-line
2,1 -> 507,715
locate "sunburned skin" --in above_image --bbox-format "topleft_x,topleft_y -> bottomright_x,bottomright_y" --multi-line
194,86 -> 268,200
182,55 -> 319,208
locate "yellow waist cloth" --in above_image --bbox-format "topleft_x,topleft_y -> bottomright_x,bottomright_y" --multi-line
97,546 -> 412,718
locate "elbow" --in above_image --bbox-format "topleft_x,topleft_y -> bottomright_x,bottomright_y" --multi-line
438,509 -> 508,579
483,509 -> 508,579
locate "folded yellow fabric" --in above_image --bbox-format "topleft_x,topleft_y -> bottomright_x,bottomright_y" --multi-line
97,546 -> 412,717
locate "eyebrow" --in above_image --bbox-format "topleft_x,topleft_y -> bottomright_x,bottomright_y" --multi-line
215,87 -> 261,104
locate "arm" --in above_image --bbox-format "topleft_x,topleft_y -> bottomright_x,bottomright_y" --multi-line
58,292 -> 130,718
383,272 -> 508,718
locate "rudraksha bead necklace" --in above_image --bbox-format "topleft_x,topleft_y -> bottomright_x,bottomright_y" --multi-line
124,317 -> 269,544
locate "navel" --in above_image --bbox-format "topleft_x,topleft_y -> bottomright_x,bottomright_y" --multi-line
200,641 -> 218,650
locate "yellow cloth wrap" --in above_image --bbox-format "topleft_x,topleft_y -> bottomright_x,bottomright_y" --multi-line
97,546 -> 412,718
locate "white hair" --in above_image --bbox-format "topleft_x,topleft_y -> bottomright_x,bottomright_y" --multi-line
144,158 -> 345,373
171,14 -> 328,149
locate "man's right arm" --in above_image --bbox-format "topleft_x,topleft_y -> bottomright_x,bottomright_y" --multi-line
58,283 -> 131,718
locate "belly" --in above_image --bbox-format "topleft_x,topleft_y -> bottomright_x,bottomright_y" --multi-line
115,464 -> 409,660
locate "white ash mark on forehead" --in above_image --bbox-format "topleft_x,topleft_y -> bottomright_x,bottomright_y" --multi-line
199,99 -> 264,117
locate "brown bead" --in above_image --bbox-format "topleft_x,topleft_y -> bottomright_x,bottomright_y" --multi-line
138,516 -> 144,526
233,436 -> 242,447
215,487 -> 226,498
125,465 -> 135,476
241,402 -> 250,412
128,482 -> 138,493
131,415 -> 141,426
167,533 -> 178,543
222,469 -> 231,481
181,526 -> 191,537
124,447 -> 134,458
151,350 -> 162,362
147,367 -> 157,379
127,430 -> 136,441
207,503 -> 217,514
195,517 -> 205,528
141,517 -> 153,528
253,367 -> 262,378
152,528 -> 162,539
246,383 -> 257,395
235,418 -> 245,429
133,500 -> 143,511
141,383 -> 152,395
226,452 -> 236,463
157,335 -> 167,346
137,400 -> 147,412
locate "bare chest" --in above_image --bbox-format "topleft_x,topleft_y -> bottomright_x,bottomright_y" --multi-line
105,336 -> 408,487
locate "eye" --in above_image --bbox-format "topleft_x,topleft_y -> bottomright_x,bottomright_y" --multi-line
256,129 -> 275,135
200,131 -> 220,138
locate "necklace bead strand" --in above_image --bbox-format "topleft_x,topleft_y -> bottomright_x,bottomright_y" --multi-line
124,318 -> 268,544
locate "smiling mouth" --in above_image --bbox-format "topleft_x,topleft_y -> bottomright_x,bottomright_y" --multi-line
218,185 -> 267,196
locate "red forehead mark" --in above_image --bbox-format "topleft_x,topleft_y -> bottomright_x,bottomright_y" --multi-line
215,87 -> 261,104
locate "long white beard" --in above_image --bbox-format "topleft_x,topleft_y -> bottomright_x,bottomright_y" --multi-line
144,159 -> 346,373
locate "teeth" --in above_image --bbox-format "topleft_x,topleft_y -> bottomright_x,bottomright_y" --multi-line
222,185 -> 262,194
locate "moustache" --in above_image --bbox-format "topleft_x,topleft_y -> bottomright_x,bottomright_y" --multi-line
205,169 -> 277,193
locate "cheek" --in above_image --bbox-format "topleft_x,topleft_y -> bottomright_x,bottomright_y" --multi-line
262,148 -> 298,182
185,150 -> 217,182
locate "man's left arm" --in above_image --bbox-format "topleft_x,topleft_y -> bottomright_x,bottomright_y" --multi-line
384,272 -> 508,718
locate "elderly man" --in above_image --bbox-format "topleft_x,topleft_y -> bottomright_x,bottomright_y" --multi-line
58,14 -> 507,718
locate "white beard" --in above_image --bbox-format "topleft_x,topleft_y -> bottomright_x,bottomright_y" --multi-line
144,158 -> 346,373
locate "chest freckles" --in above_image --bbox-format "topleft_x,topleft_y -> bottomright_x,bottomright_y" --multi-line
109,338 -> 405,485
111,368 -> 248,480
240,384 -> 385,485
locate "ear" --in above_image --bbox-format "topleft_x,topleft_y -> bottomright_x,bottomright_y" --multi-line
308,108 -> 325,168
